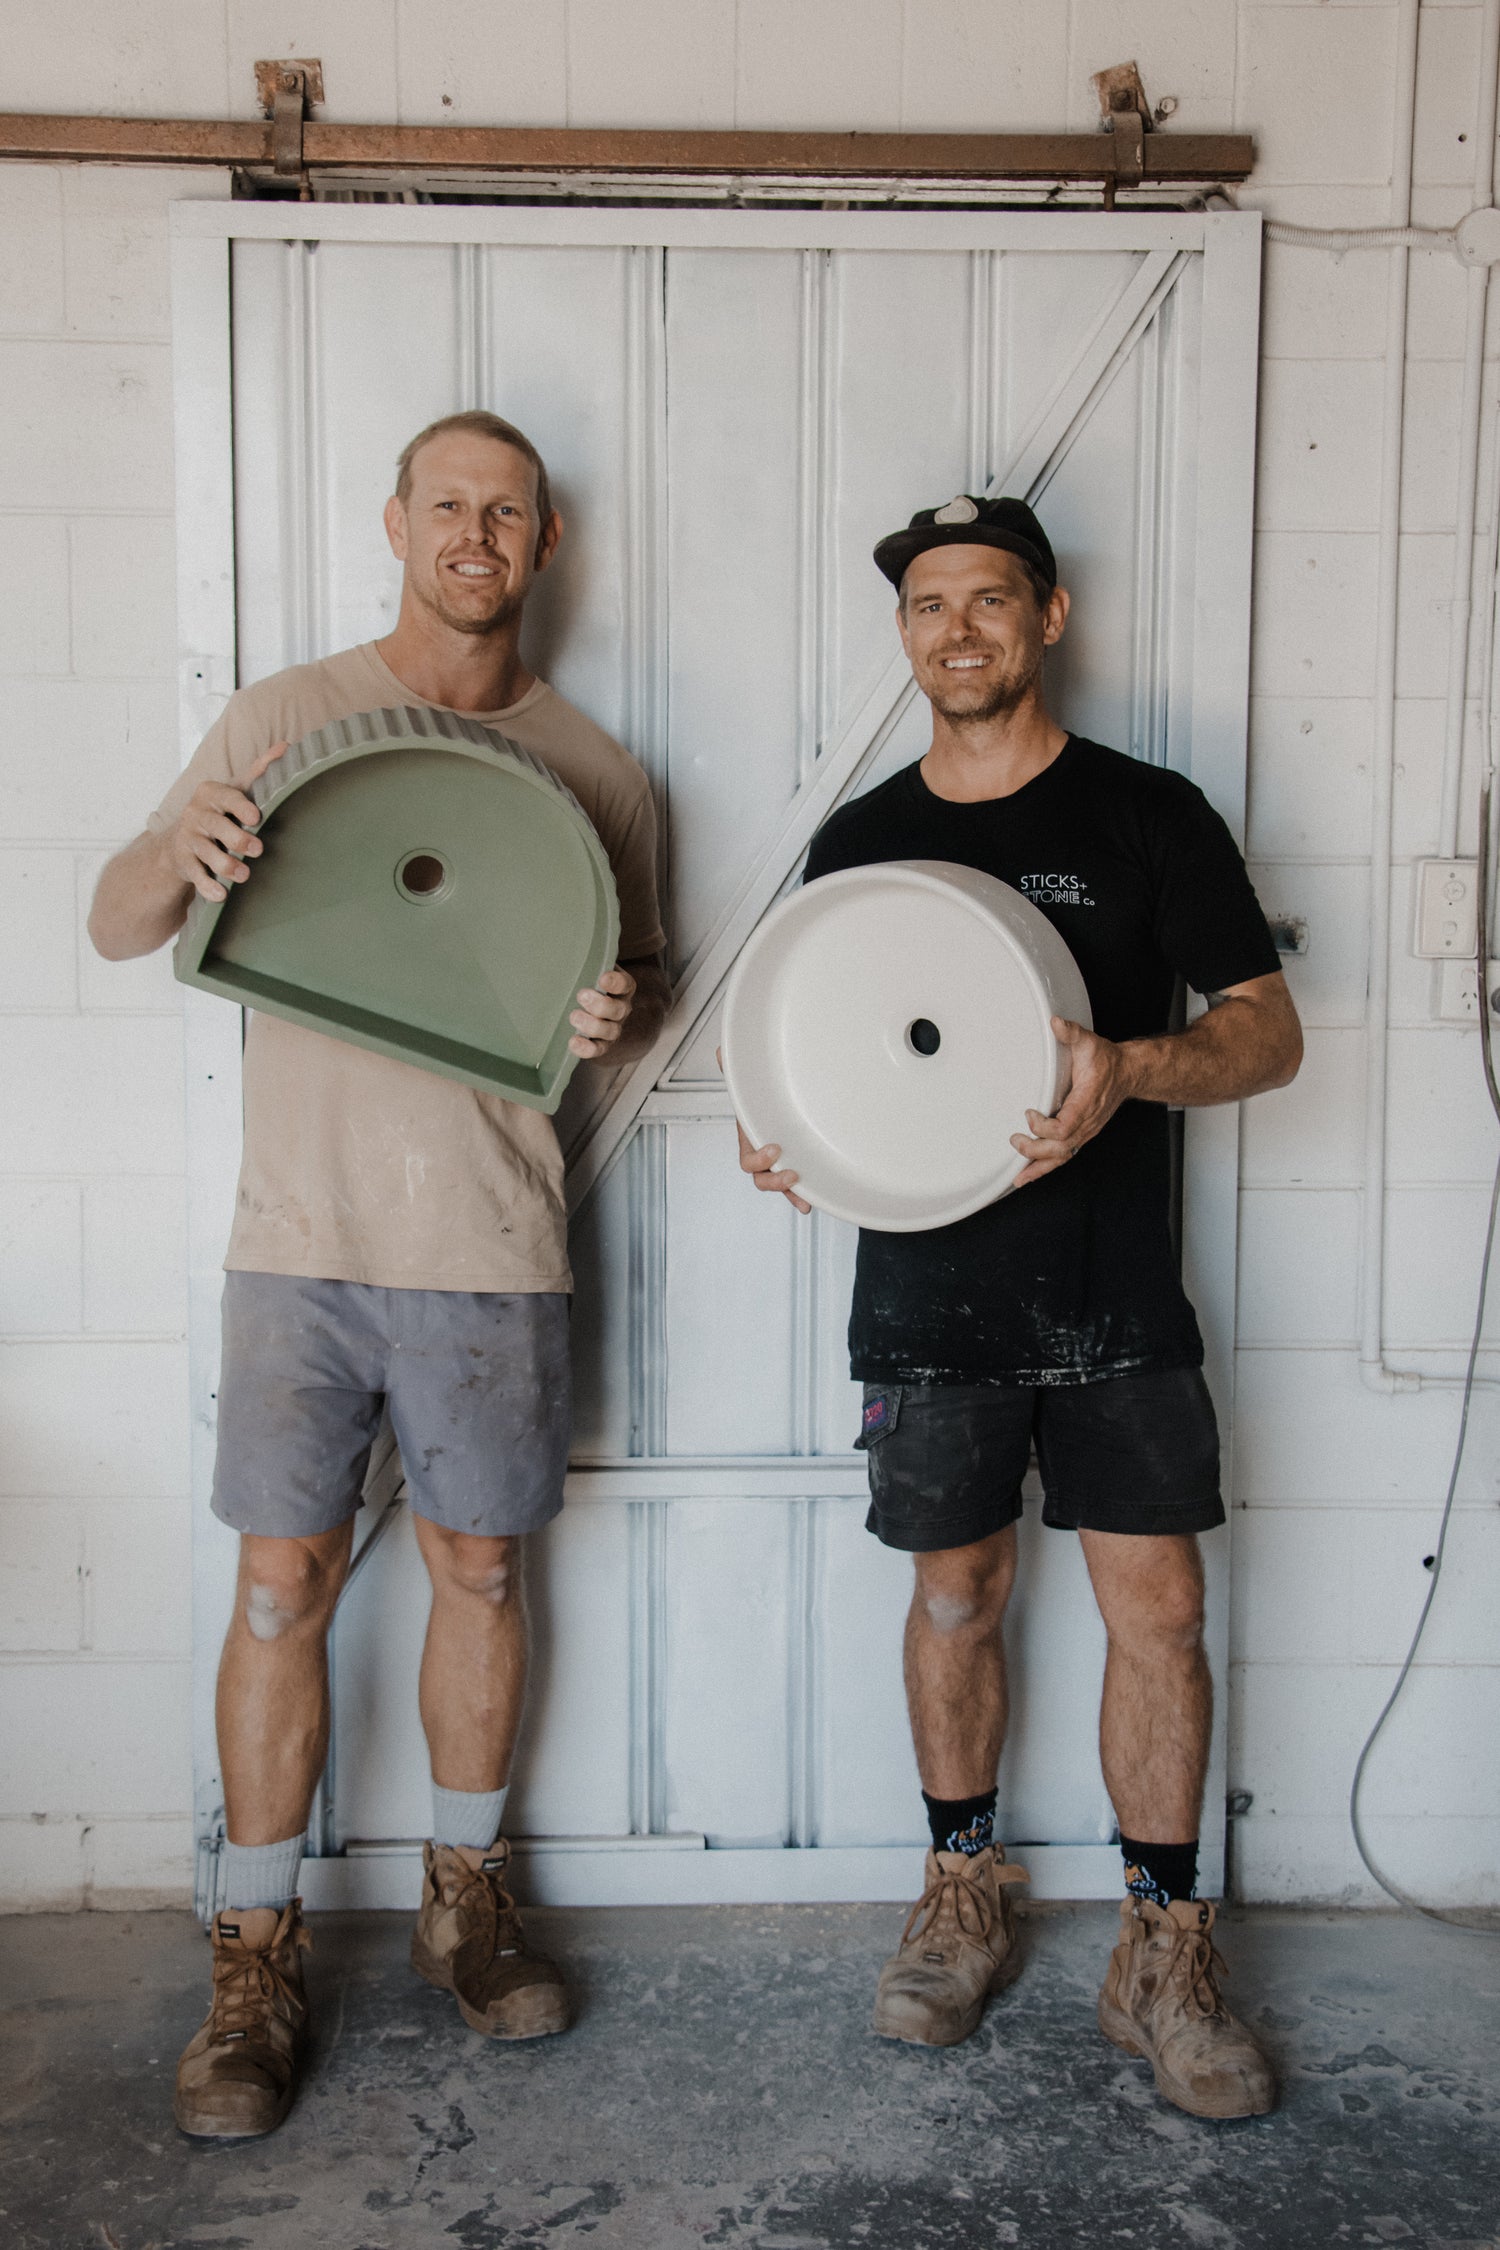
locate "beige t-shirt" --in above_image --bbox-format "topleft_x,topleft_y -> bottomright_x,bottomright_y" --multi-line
151,642 -> 664,1292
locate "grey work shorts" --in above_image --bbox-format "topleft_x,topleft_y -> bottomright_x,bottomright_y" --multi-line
212,1272 -> 571,1541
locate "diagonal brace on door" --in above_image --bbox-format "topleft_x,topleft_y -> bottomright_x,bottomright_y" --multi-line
566,248 -> 1189,1217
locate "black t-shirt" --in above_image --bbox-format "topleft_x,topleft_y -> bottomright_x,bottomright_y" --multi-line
802,736 -> 1280,1387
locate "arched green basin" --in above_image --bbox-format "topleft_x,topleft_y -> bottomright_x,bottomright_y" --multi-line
174,705 -> 620,1113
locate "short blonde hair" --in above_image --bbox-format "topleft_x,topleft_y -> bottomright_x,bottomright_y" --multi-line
394,410 -> 552,528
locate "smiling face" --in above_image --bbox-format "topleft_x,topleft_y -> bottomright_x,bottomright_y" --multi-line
897,544 -> 1067,723
383,430 -> 561,638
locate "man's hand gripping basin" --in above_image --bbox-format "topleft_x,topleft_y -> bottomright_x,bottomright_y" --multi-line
173,703 -> 620,1113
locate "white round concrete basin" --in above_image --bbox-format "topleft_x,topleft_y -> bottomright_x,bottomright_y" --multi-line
721,859 -> 1093,1231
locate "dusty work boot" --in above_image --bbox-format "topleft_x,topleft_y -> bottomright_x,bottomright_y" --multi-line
872,1844 -> 1030,2046
411,1838 -> 570,2039
173,1901 -> 311,2139
1098,1894 -> 1277,2118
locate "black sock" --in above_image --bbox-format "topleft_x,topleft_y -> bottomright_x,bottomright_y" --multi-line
922,1787 -> 997,1857
1119,1834 -> 1199,1906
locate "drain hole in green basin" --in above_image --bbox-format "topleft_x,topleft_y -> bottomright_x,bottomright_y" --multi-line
396,850 -> 449,901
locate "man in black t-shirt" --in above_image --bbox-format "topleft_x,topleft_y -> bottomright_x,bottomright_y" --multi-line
734,494 -> 1301,2121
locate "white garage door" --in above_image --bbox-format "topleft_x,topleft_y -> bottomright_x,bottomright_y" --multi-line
173,202 -> 1261,1911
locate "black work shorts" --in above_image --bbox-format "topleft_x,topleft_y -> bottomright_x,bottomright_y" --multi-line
855,1367 -> 1225,1551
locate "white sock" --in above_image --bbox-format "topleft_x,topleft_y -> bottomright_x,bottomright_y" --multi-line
222,1833 -> 304,1913
431,1783 -> 507,1851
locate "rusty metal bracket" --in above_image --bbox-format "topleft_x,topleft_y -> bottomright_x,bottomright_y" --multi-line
255,58 -> 323,180
1093,61 -> 1153,208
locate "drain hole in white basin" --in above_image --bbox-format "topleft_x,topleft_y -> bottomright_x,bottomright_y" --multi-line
906,1017 -> 941,1057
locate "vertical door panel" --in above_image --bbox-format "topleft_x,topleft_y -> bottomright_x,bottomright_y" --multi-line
505,1502 -> 634,1837
664,251 -> 806,974
661,1500 -> 791,1843
665,1119 -> 796,1456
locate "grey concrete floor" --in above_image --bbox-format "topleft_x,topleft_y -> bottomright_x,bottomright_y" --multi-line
2,1902 -> 1499,2250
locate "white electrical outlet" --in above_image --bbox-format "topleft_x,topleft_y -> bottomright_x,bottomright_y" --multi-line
1414,859 -> 1479,958
1437,958 -> 1500,1022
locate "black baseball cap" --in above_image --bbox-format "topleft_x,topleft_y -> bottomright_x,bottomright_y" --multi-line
873,494 -> 1056,592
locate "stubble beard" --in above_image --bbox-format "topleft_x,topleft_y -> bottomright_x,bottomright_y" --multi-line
416,571 -> 528,639
925,641 -> 1044,726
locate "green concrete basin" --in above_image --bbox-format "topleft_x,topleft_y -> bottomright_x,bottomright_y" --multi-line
174,705 -> 620,1112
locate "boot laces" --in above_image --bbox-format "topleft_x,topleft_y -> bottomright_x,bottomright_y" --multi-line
901,1863 -> 997,1951
442,1840 -> 526,1960
210,1926 -> 306,2043
1162,1920 -> 1229,2020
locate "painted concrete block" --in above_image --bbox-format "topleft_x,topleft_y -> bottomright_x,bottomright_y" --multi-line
1386,1027 -> 1500,1185
1066,0 -> 1235,131
566,0 -> 735,128
60,168 -> 226,341
1231,1659 -> 1500,1822
4,2 -> 229,117
1237,8 -> 1401,185
1384,860 -> 1446,1032
735,0 -> 903,130
87,1814 -> 194,1903
1247,699 -> 1372,864
1233,1809 -> 1500,1908
1396,532 -> 1457,700
394,0 -> 566,125
83,1178 -> 188,1337
75,855 -> 182,1014
0,343 -> 173,515
1233,1345 -> 1494,1504
899,1 -> 1068,133
0,1018 -> 184,1174
1412,1 -> 1485,189
0,1502 -> 83,1652
1231,1504 -> 1500,1672
1260,238 -> 1389,364
0,850 -> 79,1010
69,515 -> 177,680
226,0 -> 397,122
1384,1185 -> 1500,1352
86,1500 -> 191,1656
1404,230 -> 1478,364
1240,1028 -> 1365,1186
0,1181 -> 83,1336
0,168 -> 65,339
0,681 -> 179,844
1235,1188 -> 1360,1346
1246,860 -> 1368,1028
0,1658 -> 190,1819
1250,533 -> 1379,700
1399,361 -> 1465,535
1391,697 -> 1448,863
0,514 -> 70,673
1254,360 -> 1385,535
0,1341 -> 189,1500
0,1816 -> 86,1912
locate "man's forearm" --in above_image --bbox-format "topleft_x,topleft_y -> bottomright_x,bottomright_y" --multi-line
1115,990 -> 1301,1109
88,830 -> 194,961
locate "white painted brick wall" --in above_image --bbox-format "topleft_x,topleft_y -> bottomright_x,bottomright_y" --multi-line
1,3 -> 1497,1910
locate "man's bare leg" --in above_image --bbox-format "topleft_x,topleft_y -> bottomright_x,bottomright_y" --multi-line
1078,1528 -> 1209,1843
216,1523 -> 354,1846
409,1522 -> 569,2040
903,1525 -> 1018,1795
874,1525 -> 1025,2048
411,1523 -> 528,1794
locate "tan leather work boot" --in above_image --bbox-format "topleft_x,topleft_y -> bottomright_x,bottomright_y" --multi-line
410,1839 -> 570,2039
1098,1894 -> 1277,2118
174,1902 -> 311,2139
872,1845 -> 1030,2046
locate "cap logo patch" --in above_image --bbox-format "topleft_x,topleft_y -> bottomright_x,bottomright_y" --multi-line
934,495 -> 980,524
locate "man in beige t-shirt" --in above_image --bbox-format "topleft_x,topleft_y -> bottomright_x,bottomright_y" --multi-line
89,411 -> 669,2138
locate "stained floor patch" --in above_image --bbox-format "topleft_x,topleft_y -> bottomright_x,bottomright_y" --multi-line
2,1903 -> 1498,2250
